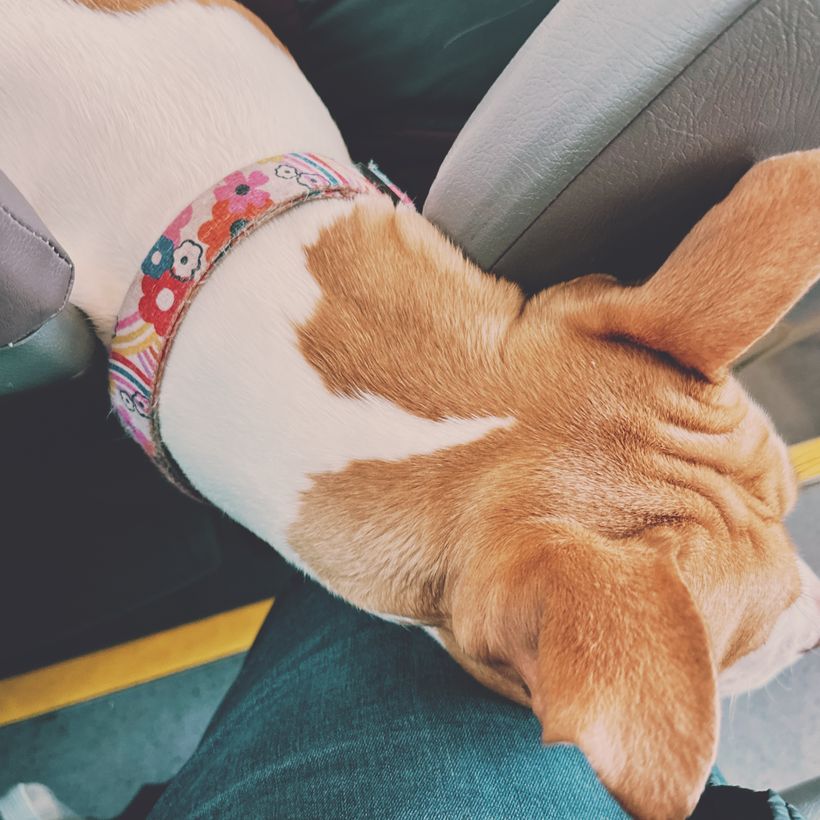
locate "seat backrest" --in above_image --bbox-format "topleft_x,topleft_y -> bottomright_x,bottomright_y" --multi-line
0,170 -> 74,345
424,0 -> 820,293
0,170 -> 96,394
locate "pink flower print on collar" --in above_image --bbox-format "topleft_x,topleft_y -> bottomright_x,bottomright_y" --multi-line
215,170 -> 271,215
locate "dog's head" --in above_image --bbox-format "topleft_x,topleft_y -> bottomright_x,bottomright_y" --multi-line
293,151 -> 820,819
429,151 -> 820,818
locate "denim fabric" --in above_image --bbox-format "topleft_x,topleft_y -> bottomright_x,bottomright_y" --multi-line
149,576 -> 802,820
150,576 -> 627,819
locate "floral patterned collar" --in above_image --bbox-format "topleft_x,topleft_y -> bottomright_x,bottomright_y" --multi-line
109,152 -> 410,495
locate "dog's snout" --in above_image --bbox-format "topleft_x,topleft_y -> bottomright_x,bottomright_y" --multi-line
813,586 -> 820,651
799,629 -> 820,655
808,588 -> 820,652
794,557 -> 820,655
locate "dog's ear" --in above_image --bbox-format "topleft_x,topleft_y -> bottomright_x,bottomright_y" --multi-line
600,150 -> 820,380
531,537 -> 717,819
451,525 -> 718,819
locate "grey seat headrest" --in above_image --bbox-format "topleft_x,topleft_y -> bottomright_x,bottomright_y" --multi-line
0,169 -> 74,346
424,0 -> 820,292
0,171 -> 96,395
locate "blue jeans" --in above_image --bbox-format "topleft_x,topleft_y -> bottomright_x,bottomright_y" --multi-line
149,573 -> 800,819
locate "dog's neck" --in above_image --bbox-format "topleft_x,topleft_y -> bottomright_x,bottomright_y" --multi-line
155,194 -> 518,589
109,153 -> 392,489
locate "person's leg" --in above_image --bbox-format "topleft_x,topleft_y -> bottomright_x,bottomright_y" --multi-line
149,575 -> 626,819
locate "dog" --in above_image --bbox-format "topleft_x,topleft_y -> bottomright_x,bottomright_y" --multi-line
2,2 -> 819,817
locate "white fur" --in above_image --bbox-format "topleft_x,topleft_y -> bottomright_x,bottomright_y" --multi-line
372,612 -> 426,627
158,196 -> 513,580
0,0 -> 513,591
423,626 -> 447,648
720,556 -> 820,695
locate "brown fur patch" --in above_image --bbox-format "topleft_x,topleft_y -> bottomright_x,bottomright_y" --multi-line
299,197 -> 523,419
288,151 -> 820,817
72,0 -> 292,56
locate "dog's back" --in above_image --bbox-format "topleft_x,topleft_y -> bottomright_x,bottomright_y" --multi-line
0,0 -> 348,333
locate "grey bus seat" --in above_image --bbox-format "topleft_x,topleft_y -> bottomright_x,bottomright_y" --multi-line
424,0 -> 820,292
0,170 -> 96,394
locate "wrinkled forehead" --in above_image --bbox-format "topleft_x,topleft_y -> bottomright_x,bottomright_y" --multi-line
676,515 -> 803,664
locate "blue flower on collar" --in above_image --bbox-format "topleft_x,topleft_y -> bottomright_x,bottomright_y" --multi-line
141,235 -> 174,279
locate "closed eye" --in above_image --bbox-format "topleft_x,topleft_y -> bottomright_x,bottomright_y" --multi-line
601,332 -> 710,382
